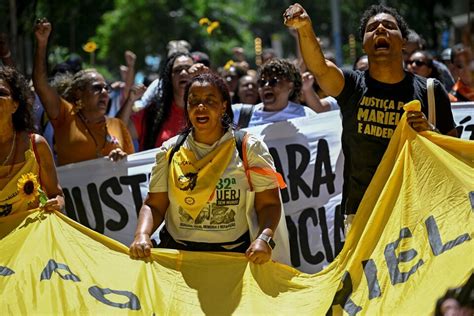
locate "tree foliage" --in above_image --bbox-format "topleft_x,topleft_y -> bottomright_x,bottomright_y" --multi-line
1,0 -> 455,78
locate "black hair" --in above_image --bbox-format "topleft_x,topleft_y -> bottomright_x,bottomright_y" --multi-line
434,274 -> 474,316
0,66 -> 35,132
232,75 -> 260,104
191,51 -> 210,67
358,4 -> 409,41
257,58 -> 302,102
353,55 -> 369,71
406,29 -> 426,49
142,52 -> 193,150
409,50 -> 440,80
183,72 -> 234,131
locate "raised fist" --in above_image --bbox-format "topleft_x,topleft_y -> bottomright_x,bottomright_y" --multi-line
283,4 -> 312,29
34,18 -> 52,44
124,50 -> 136,67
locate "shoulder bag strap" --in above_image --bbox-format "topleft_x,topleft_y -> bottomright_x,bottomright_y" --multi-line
237,105 -> 255,129
167,130 -> 191,165
427,78 -> 436,126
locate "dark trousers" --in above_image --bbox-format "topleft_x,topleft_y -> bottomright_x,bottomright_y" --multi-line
157,227 -> 251,253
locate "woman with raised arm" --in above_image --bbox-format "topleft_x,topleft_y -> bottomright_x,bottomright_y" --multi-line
33,18 -> 134,166
0,66 -> 64,216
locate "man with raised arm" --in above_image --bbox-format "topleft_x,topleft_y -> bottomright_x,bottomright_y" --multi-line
283,3 -> 457,228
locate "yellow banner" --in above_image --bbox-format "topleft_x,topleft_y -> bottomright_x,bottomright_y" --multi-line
1,110 -> 473,315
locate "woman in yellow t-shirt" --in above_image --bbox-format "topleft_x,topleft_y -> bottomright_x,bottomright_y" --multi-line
33,18 -> 134,166
0,66 -> 64,216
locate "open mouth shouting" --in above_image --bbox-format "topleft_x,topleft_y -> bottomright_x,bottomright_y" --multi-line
179,78 -> 189,86
374,36 -> 390,51
194,115 -> 210,125
262,89 -> 276,104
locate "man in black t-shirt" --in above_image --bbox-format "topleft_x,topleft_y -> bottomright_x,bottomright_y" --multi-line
283,4 -> 457,225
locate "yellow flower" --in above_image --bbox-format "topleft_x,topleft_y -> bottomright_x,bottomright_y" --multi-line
224,60 -> 234,71
199,17 -> 210,26
207,21 -> 220,34
83,41 -> 98,53
17,173 -> 40,204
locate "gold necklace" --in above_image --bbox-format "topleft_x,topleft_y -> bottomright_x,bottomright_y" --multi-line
1,131 -> 16,166
77,112 -> 108,158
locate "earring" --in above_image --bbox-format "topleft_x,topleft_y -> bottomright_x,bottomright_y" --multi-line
74,99 -> 84,113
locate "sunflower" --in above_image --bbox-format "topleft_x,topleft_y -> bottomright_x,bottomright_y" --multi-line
83,41 -> 98,53
17,173 -> 40,204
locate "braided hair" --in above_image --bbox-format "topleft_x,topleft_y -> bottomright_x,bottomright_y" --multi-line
142,52 -> 192,149
183,72 -> 234,133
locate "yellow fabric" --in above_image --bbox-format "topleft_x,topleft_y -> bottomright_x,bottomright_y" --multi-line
1,107 -> 473,315
0,145 -> 40,217
169,138 -> 235,220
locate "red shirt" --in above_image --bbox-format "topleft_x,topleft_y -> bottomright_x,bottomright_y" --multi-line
132,101 -> 186,150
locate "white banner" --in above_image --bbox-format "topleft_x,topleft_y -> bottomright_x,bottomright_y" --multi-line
57,104 -> 473,273
452,102 -> 474,140
243,111 -> 344,273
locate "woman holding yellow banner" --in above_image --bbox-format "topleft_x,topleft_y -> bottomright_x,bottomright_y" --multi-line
130,73 -> 288,265
0,66 -> 64,217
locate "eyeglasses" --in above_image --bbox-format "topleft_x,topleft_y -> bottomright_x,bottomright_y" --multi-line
408,60 -> 427,67
90,83 -> 111,94
258,77 -> 281,88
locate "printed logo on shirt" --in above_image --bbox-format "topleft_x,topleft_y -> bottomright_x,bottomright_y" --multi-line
215,177 -> 241,206
356,96 -> 405,139
178,203 -> 236,231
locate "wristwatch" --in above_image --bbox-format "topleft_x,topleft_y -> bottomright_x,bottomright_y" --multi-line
257,233 -> 275,249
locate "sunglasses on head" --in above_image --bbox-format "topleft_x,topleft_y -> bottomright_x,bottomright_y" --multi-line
408,59 -> 427,67
258,77 -> 281,88
90,83 -> 111,94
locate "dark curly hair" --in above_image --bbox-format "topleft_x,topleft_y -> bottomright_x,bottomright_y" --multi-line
257,58 -> 302,102
183,72 -> 234,132
0,66 -> 35,132
358,4 -> 409,41
142,52 -> 193,150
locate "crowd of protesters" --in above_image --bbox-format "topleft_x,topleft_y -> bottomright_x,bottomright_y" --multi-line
0,3 -> 472,307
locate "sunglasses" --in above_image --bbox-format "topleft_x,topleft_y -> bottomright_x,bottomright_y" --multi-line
172,65 -> 191,75
408,60 -> 427,67
90,83 -> 111,94
258,77 -> 281,88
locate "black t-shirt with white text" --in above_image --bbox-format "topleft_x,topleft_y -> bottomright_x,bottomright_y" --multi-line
336,70 -> 455,215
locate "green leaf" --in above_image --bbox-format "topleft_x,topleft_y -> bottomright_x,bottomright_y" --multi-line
38,189 -> 48,207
